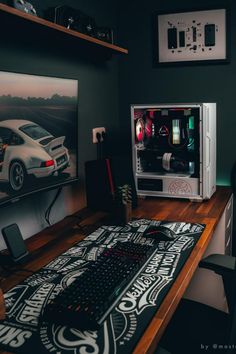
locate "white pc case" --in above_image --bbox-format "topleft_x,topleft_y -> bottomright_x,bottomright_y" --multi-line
131,103 -> 216,201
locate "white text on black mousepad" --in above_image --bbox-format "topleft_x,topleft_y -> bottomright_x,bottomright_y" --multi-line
0,219 -> 205,353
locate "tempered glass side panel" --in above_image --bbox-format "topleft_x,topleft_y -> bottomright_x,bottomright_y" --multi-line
133,106 -> 200,177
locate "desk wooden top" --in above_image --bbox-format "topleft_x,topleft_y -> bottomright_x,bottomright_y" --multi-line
132,186 -> 232,353
0,186 -> 232,354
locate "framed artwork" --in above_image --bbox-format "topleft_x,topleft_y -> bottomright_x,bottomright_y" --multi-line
155,8 -> 228,65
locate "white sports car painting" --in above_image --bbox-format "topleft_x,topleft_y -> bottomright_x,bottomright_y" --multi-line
0,120 -> 70,192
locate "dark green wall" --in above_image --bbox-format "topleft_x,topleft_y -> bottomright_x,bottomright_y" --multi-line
0,0 -> 121,248
118,0 -> 235,186
0,0 -> 235,248
0,0 -> 120,189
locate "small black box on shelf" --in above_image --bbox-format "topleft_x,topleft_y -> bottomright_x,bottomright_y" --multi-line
44,5 -> 114,43
45,5 -> 97,37
96,27 -> 113,44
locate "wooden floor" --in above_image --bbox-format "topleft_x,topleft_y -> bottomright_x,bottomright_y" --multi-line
0,186 -> 232,354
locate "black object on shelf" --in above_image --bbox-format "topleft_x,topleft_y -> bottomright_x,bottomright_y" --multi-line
44,5 -> 113,43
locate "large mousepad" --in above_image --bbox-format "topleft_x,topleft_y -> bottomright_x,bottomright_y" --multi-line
0,219 -> 205,353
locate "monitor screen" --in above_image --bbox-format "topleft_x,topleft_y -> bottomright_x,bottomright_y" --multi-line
0,70 -> 78,206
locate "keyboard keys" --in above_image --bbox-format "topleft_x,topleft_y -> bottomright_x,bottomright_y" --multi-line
41,241 -> 156,330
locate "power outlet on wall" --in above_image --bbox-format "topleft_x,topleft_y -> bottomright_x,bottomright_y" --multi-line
92,127 -> 106,143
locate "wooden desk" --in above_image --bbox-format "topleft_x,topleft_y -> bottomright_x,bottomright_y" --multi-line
0,186 -> 232,354
132,186 -> 232,353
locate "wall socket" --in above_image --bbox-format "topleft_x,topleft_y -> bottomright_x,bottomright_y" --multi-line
92,127 -> 106,143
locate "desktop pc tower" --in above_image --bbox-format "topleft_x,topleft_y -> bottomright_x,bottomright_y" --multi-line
131,103 -> 216,201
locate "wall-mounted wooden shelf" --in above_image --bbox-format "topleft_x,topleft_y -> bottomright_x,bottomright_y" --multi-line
0,3 -> 128,57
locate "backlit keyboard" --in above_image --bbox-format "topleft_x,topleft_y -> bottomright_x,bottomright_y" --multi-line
41,241 -> 156,330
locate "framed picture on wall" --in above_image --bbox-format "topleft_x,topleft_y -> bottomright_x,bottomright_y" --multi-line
155,8 -> 229,65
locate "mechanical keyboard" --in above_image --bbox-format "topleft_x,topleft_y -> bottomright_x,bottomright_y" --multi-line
41,241 -> 157,330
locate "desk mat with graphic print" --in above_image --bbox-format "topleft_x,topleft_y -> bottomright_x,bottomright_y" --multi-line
0,219 -> 205,354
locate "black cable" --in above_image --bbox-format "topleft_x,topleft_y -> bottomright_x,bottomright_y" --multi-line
96,132 -> 102,160
64,215 -> 94,235
101,131 -> 106,159
96,141 -> 99,160
66,214 -> 83,222
75,222 -> 98,234
45,187 -> 63,226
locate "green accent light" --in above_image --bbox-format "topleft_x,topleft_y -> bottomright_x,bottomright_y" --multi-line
216,179 -> 230,187
189,116 -> 194,129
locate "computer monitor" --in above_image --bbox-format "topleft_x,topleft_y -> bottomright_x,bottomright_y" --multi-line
0,70 -> 79,206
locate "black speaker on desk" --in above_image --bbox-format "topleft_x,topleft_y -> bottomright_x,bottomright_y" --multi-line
85,159 -> 114,211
